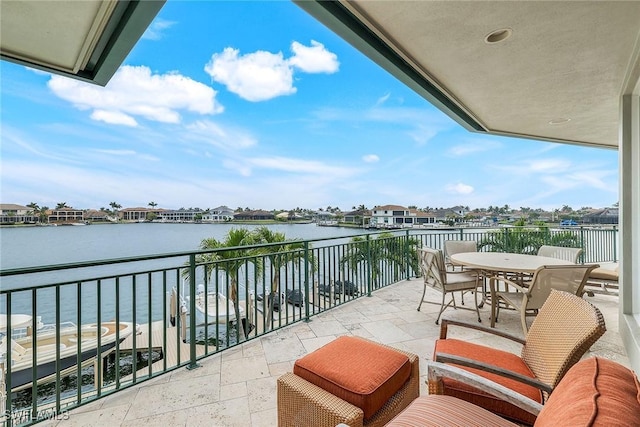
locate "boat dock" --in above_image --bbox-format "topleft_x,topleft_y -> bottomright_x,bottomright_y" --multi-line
2,291 -> 345,422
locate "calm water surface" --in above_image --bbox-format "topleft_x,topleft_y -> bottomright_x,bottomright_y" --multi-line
1,223 -> 375,325
1,222 -> 369,269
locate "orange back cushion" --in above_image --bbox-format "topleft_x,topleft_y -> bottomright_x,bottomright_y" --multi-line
536,357 -> 640,426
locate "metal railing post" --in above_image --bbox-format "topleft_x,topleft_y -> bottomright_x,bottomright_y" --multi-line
405,230 -> 411,280
613,225 -> 618,261
579,226 -> 585,263
366,235 -> 372,296
5,292 -> 11,427
187,254 -> 200,370
503,227 -> 510,253
303,242 -> 310,322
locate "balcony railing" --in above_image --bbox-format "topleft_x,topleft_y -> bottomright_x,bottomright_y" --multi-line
0,226 -> 617,426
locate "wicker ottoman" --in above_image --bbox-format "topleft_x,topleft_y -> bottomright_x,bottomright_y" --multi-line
277,336 -> 420,427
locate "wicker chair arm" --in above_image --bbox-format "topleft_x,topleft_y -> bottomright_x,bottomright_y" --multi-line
277,372 -> 364,427
427,361 -> 543,416
439,318 -> 526,344
434,353 -> 553,395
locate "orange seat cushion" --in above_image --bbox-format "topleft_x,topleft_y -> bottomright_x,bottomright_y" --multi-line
434,338 -> 542,425
293,336 -> 411,420
536,357 -> 640,426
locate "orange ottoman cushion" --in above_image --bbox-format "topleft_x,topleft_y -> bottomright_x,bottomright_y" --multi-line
434,338 -> 541,425
293,336 -> 411,420
536,357 -> 640,426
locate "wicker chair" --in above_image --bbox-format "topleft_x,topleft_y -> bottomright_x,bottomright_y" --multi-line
277,341 -> 419,427
537,245 -> 583,263
389,357 -> 640,426
417,247 -> 481,325
492,264 -> 599,335
430,290 -> 606,426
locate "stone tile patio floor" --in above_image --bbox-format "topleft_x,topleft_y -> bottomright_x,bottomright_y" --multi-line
50,278 -> 628,427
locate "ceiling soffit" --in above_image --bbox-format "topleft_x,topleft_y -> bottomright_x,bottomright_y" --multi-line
0,0 -> 165,86
298,1 -> 640,149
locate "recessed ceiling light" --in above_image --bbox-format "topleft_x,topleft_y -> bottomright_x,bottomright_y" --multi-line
549,118 -> 571,125
484,28 -> 513,44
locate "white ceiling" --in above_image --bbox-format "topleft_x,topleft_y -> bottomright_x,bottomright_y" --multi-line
1,1 -> 117,74
0,0 -> 164,86
305,1 -> 640,149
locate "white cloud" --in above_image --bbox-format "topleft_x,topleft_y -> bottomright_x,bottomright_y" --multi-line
48,65 -> 222,126
223,159 -> 252,177
374,93 -> 390,107
362,154 -> 379,163
205,41 -> 339,102
142,18 -> 176,40
568,171 -> 614,192
205,48 -> 295,102
238,156 -> 356,178
94,149 -> 137,156
313,104 -> 453,146
446,183 -> 474,195
528,158 -> 571,172
90,110 -> 138,127
185,120 -> 257,150
448,140 -> 501,156
288,40 -> 339,73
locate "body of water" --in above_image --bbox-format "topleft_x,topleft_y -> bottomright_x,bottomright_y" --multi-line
0,222 -> 369,271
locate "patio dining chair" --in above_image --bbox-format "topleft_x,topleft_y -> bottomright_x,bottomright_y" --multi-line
537,245 -> 583,263
417,248 -> 481,325
443,240 -> 478,271
493,264 -> 599,335
430,289 -> 606,426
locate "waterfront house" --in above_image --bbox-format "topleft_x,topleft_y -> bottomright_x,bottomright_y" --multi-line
314,210 -> 338,224
119,207 -> 165,222
410,209 -> 437,226
583,208 -> 619,225
159,208 -> 205,222
0,204 -> 37,224
202,205 -> 235,222
342,209 -> 371,226
234,209 -> 275,221
84,209 -> 111,223
48,207 -> 84,224
370,204 -> 415,228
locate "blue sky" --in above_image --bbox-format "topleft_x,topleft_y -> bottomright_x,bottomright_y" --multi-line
0,1 -> 619,212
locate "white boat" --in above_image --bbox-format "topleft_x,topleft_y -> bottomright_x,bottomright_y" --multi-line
0,314 -> 135,391
169,285 -> 248,327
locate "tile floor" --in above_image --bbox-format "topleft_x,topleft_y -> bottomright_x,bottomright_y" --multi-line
45,278 -> 627,427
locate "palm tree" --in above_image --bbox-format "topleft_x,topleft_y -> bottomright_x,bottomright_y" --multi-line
190,228 -> 258,341
26,202 -> 40,222
341,232 -> 420,289
252,226 -> 315,327
148,201 -> 158,208
109,202 -> 121,221
38,206 -> 49,223
56,202 -> 69,209
479,226 -> 579,254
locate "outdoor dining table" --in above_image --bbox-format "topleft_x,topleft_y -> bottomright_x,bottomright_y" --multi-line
449,252 -> 574,326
